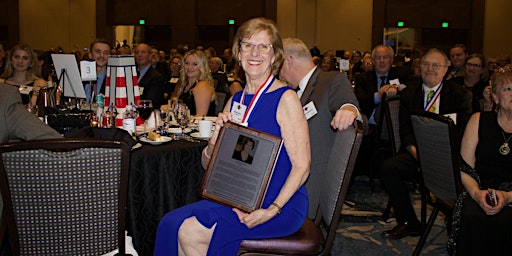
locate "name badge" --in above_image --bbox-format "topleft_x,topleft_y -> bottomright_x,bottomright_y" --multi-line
303,101 -> 318,120
444,113 -> 457,125
231,101 -> 247,123
389,78 -> 400,85
170,77 -> 179,83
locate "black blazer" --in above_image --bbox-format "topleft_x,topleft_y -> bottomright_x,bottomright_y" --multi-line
138,67 -> 166,109
399,79 -> 473,150
354,67 -> 408,119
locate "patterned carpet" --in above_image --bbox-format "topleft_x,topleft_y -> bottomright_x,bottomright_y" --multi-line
331,177 -> 450,256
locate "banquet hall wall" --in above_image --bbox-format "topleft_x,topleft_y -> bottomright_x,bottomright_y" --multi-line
0,0 -> 511,61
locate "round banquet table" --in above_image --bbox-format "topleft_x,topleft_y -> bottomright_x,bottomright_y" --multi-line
127,139 -> 207,256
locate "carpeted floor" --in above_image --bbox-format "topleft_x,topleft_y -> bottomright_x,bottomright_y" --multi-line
331,177 -> 450,256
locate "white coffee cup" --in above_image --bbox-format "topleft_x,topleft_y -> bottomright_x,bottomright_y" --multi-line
198,120 -> 213,138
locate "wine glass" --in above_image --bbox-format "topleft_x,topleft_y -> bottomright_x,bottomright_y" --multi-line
174,103 -> 190,137
137,100 -> 153,133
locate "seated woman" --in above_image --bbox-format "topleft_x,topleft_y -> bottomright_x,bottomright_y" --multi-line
232,137 -> 255,164
449,65 -> 512,255
154,17 -> 310,256
0,43 -> 47,107
174,50 -> 216,116
452,53 -> 492,112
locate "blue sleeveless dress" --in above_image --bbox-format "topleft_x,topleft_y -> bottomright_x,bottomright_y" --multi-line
154,87 -> 308,256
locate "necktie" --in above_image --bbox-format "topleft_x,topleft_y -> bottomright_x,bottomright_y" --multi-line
379,76 -> 387,88
426,90 -> 436,113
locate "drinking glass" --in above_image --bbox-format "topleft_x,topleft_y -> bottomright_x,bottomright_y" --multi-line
174,103 -> 190,137
137,100 -> 153,133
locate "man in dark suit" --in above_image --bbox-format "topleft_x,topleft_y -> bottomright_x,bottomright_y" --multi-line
0,83 -> 61,142
280,38 -> 361,219
84,38 -> 110,103
380,48 -> 472,239
354,45 -> 408,180
135,43 -> 166,109
445,43 -> 468,80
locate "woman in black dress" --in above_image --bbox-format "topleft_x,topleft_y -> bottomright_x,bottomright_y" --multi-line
449,65 -> 512,255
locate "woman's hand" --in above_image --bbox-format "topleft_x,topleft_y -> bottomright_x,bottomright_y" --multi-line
232,206 -> 279,229
474,189 -> 507,215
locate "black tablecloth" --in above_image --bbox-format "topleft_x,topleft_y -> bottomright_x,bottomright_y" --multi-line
127,139 -> 207,256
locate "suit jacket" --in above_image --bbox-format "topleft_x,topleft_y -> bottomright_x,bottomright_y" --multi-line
301,68 -> 360,219
138,67 -> 166,109
399,79 -> 473,151
0,83 -> 61,143
355,67 -> 407,120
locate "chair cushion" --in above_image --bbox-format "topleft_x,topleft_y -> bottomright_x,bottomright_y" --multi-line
239,218 -> 322,255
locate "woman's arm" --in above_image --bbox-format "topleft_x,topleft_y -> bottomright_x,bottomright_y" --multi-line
234,87 -> 311,228
30,78 -> 47,106
193,80 -> 215,116
271,88 -> 311,201
460,112 -> 506,214
460,113 -> 483,201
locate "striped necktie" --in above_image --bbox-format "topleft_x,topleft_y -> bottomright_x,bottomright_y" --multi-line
426,90 -> 436,113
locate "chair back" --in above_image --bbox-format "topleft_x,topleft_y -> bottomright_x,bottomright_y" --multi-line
0,138 -> 131,256
383,95 -> 401,154
317,121 -> 364,254
378,93 -> 401,153
410,112 -> 463,202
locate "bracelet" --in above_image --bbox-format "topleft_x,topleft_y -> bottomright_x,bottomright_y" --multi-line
271,202 -> 282,214
202,147 -> 211,159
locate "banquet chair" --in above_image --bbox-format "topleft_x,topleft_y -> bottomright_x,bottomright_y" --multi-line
380,95 -> 427,226
381,94 -> 401,155
238,121 -> 364,256
0,138 -> 133,256
410,111 -> 463,256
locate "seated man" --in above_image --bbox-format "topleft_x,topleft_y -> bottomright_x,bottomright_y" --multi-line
279,37 -> 361,218
135,43 -> 166,109
1,83 -> 61,142
380,48 -> 473,239
354,45 -> 408,178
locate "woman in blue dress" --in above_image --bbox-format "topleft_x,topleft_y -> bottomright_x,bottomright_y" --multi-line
154,17 -> 310,256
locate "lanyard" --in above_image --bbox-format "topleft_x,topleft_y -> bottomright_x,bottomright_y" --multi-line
423,83 -> 443,112
240,74 -> 275,124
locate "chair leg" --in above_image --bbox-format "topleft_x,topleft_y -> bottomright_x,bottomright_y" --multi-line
0,210 -> 5,246
413,207 -> 439,256
420,191 -> 428,227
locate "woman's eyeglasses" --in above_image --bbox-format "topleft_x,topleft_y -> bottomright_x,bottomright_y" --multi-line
240,42 -> 273,54
466,63 -> 482,68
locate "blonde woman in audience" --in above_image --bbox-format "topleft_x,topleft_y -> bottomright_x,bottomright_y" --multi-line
0,43 -> 47,107
174,49 -> 216,116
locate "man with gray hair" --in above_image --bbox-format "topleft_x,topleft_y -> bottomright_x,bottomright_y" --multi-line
279,37 -> 361,219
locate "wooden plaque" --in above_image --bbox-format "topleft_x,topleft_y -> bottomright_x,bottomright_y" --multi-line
200,122 -> 283,212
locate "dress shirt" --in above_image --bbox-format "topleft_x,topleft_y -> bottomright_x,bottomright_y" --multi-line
369,72 -> 389,124
296,67 -> 316,98
138,65 -> 151,83
84,71 -> 107,103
